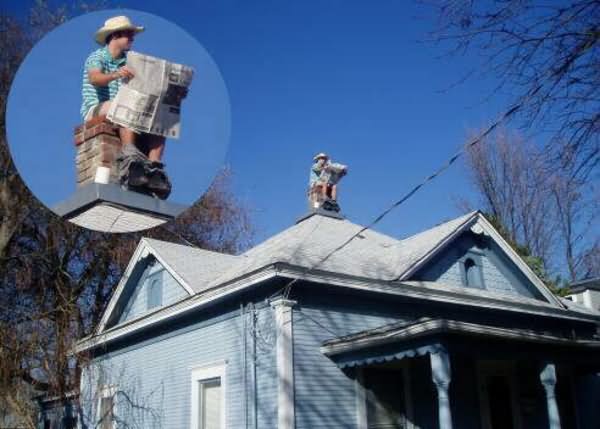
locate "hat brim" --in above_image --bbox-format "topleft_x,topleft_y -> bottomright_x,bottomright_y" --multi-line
95,25 -> 144,45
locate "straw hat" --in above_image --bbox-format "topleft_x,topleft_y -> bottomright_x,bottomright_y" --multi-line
313,152 -> 329,161
95,16 -> 144,45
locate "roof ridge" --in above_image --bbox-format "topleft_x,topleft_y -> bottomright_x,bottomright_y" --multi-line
399,211 -> 478,243
143,237 -> 238,258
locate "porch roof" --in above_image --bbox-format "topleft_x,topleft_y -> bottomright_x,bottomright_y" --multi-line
320,318 -> 600,369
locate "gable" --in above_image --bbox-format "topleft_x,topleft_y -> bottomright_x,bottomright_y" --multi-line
410,230 -> 546,301
105,256 -> 189,329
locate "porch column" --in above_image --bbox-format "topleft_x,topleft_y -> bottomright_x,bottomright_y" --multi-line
270,298 -> 297,429
430,350 -> 453,429
540,363 -> 562,429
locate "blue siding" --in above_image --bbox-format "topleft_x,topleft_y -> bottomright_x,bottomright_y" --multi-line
80,304 -> 276,429
119,263 -> 188,323
413,232 -> 545,300
293,301 -> 416,429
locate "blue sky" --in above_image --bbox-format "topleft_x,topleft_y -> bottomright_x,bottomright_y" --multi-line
6,0 -> 512,243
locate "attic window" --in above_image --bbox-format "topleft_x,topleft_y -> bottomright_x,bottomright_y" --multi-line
147,276 -> 162,310
464,258 -> 483,289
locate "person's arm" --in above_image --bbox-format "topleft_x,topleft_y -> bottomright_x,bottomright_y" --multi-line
88,66 -> 135,87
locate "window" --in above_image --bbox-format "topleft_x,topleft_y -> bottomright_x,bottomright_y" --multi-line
191,363 -> 227,429
463,257 -> 484,289
97,386 -> 116,429
146,275 -> 162,310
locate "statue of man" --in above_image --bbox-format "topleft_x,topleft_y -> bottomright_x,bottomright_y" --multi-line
309,152 -> 347,212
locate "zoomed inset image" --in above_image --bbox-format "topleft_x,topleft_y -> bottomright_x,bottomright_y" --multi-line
7,9 -> 231,232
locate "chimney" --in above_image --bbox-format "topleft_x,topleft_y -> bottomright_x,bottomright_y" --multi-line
73,116 -> 122,187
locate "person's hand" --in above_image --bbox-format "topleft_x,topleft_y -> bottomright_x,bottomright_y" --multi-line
117,66 -> 135,80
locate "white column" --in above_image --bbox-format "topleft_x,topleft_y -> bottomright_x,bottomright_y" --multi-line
270,298 -> 297,429
430,351 -> 453,429
540,363 -> 562,429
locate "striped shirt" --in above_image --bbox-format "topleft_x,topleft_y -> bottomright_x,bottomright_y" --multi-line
80,46 -> 126,119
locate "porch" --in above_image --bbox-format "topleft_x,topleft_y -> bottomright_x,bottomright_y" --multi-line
321,318 -> 600,429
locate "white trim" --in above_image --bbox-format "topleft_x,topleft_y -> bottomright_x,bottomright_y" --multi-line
97,239 -> 194,333
97,242 -> 150,332
475,215 -> 564,307
321,318 -> 600,357
77,263 -> 600,354
189,359 -> 228,371
270,298 -> 296,429
190,361 -> 227,429
398,212 -> 478,280
76,267 -> 278,353
85,213 -> 580,352
144,239 -> 196,295
398,213 -> 564,308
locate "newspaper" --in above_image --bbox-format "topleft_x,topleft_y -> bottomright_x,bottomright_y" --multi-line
320,162 -> 347,185
107,51 -> 194,139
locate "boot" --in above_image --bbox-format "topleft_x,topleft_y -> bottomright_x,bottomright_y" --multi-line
117,143 -> 150,189
146,162 -> 172,200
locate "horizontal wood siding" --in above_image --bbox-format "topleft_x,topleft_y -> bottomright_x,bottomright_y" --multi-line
293,297 -> 416,429
81,304 -> 276,429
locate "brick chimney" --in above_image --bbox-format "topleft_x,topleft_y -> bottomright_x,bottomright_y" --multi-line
73,116 -> 121,187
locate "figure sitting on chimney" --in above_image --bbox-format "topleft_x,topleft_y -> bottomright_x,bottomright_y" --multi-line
309,152 -> 348,212
80,15 -> 184,200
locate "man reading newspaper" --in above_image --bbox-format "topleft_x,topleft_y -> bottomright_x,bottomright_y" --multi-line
81,15 -> 191,199
309,152 -> 347,212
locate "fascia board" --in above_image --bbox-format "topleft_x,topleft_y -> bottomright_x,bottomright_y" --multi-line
142,240 -> 196,295
81,258 -> 599,353
320,318 -> 600,356
96,239 -> 152,333
475,215 -> 565,308
76,265 -> 280,353
275,265 -> 600,324
95,238 -> 195,334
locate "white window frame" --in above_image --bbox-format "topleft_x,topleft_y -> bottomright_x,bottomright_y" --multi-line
96,385 -> 117,429
190,361 -> 227,429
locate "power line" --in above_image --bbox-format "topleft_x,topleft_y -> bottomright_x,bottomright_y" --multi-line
274,97 -> 530,301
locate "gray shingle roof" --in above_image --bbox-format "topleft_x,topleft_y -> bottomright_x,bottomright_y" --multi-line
143,238 -> 238,293
141,211 -> 478,293
209,211 -> 477,287
569,277 -> 600,293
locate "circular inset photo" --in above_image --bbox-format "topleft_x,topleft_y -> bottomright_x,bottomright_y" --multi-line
7,9 -> 230,232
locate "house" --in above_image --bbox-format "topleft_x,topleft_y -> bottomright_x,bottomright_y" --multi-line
566,278 -> 600,313
74,209 -> 600,429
